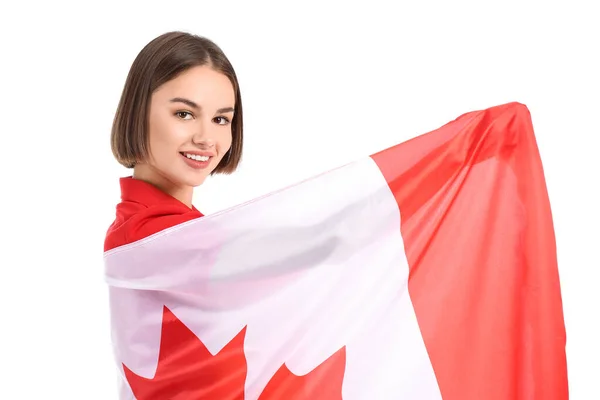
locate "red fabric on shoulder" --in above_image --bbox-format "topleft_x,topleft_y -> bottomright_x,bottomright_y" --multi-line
104,177 -> 202,252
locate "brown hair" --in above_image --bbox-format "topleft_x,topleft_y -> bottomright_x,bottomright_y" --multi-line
111,31 -> 243,174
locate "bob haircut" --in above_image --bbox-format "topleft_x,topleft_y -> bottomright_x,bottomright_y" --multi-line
111,31 -> 243,174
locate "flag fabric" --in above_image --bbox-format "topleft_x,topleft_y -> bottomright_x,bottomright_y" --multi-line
104,102 -> 568,399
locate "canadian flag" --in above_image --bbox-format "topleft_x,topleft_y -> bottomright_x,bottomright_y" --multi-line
104,102 -> 568,399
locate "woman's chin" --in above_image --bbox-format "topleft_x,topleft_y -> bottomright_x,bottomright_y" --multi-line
182,173 -> 209,188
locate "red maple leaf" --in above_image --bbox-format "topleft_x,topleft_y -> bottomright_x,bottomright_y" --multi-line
123,306 -> 247,399
258,346 -> 346,399
123,306 -> 346,399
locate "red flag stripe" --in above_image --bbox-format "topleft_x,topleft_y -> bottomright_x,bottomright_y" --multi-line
371,102 -> 568,399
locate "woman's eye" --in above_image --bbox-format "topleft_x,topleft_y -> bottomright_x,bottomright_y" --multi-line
214,116 -> 230,125
176,111 -> 193,120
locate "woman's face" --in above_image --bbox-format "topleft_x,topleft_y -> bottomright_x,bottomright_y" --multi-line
136,65 -> 235,196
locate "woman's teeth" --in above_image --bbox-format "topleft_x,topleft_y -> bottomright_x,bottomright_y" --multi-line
184,153 -> 209,161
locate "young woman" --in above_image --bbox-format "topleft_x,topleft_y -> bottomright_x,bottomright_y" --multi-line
104,31 -> 243,253
104,31 -> 244,398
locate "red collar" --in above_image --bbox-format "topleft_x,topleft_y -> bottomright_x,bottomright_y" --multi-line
120,177 -> 200,212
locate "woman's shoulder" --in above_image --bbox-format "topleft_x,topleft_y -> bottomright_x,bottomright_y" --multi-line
104,200 -> 202,252
104,178 -> 202,252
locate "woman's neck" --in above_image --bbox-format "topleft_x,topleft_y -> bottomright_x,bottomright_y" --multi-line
132,165 -> 194,209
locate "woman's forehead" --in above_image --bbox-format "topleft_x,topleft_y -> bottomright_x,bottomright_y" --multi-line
154,66 -> 235,107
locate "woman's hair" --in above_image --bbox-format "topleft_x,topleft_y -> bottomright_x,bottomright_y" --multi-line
111,31 -> 243,174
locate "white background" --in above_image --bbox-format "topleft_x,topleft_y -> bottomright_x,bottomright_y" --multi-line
0,1 -> 598,398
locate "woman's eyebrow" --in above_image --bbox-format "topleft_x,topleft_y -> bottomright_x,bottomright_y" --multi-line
170,97 -> 234,113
